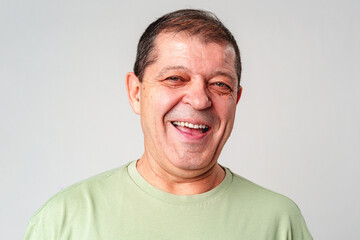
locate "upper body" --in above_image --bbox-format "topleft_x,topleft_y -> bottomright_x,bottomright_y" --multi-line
24,161 -> 312,240
24,9 -> 312,239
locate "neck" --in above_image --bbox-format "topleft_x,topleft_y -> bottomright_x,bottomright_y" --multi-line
136,155 -> 225,195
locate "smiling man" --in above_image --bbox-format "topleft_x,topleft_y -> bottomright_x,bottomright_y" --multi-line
24,9 -> 312,240
126,31 -> 240,195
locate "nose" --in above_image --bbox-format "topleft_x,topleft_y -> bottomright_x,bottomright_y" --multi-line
182,80 -> 212,110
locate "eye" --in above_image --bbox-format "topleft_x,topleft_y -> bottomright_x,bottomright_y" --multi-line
210,82 -> 233,94
215,82 -> 229,88
162,75 -> 187,88
167,76 -> 181,81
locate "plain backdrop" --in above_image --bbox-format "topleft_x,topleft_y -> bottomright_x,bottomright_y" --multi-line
1,0 -> 359,239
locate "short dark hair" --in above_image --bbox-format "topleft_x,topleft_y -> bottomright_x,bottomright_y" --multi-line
133,9 -> 242,88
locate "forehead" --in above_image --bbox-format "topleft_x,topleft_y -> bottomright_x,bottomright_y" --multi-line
150,32 -> 236,75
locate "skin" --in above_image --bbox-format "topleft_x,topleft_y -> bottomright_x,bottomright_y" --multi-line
126,32 -> 242,195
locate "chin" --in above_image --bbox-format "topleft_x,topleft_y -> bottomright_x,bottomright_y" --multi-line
171,156 -> 214,171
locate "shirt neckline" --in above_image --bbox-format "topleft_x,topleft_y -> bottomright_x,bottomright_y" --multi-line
127,160 -> 233,205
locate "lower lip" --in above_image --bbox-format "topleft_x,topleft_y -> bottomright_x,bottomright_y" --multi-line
172,124 -> 210,141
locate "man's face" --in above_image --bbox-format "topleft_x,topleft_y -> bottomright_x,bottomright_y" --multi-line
129,32 -> 241,177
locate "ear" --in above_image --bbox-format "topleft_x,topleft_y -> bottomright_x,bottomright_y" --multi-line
126,72 -> 141,115
236,85 -> 242,104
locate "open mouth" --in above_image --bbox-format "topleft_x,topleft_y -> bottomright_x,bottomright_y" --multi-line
171,121 -> 210,134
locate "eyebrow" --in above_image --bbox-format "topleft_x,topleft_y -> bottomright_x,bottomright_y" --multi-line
209,70 -> 237,84
156,65 -> 188,79
156,65 -> 237,84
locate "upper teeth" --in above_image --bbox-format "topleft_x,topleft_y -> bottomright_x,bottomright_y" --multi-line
172,121 -> 209,129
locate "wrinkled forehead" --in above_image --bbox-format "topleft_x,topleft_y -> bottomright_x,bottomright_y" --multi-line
151,32 -> 236,68
155,31 -> 234,52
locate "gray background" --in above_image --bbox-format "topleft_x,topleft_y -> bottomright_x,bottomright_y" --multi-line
1,0 -> 359,239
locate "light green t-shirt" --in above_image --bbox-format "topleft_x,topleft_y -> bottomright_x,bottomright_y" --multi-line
24,161 -> 312,240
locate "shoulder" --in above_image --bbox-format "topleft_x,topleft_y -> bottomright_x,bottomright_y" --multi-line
225,169 -> 313,240
229,169 -> 300,209
24,162 -> 132,239
38,163 -> 127,210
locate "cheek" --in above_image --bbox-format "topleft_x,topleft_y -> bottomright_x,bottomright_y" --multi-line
143,87 -> 183,119
212,97 -> 237,122
160,88 -> 184,110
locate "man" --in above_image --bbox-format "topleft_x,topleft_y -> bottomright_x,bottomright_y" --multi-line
24,9 -> 312,240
